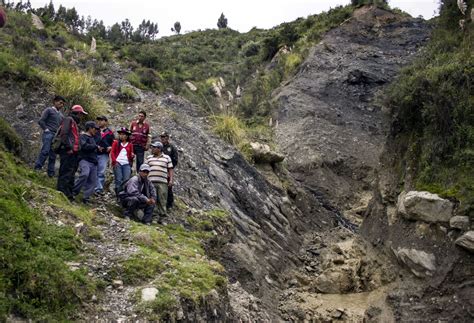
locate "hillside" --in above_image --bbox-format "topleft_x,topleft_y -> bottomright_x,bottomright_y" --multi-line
1,0 -> 473,321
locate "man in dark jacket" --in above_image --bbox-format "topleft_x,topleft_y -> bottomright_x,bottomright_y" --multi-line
57,105 -> 87,201
34,95 -> 65,177
72,121 -> 99,204
160,131 -> 178,209
94,115 -> 114,195
119,163 -> 156,225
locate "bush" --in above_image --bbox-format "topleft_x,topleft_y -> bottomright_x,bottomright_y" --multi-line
212,114 -> 245,145
119,85 -> 139,101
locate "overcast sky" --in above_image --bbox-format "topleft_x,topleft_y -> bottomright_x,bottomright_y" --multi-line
28,0 -> 439,37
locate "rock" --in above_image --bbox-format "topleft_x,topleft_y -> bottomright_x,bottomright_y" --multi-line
394,248 -> 436,277
185,81 -> 197,91
314,269 -> 352,293
249,142 -> 285,164
141,287 -> 159,302
450,216 -> 470,231
31,14 -> 44,30
455,231 -> 474,253
112,280 -> 123,288
108,89 -> 120,98
90,37 -> 97,53
397,191 -> 454,223
75,222 -> 84,235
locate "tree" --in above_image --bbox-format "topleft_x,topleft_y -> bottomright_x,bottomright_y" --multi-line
217,12 -> 227,29
121,18 -> 133,42
108,22 -> 123,45
173,21 -> 181,34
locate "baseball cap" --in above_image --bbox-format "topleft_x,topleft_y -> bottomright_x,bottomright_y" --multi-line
71,105 -> 88,115
117,127 -> 131,135
139,164 -> 151,172
160,131 -> 170,137
84,121 -> 99,130
151,141 -> 163,149
96,115 -> 108,121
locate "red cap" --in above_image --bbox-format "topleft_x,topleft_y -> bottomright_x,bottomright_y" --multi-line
71,105 -> 88,115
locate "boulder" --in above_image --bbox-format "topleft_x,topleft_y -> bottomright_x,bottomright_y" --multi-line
450,216 -> 470,231
141,287 -> 159,302
455,231 -> 474,253
185,81 -> 197,91
31,14 -> 44,30
249,142 -> 285,164
397,191 -> 454,223
394,248 -> 436,277
314,269 -> 352,293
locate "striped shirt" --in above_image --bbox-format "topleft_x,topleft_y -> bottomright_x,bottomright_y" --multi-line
146,154 -> 173,184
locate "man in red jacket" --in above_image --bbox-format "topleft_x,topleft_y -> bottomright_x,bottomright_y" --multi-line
57,105 -> 88,201
129,110 -> 151,173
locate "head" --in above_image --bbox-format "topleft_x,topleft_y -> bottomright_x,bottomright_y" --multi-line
96,115 -> 108,128
70,105 -> 88,121
137,110 -> 146,123
117,127 -> 131,142
53,95 -> 66,110
160,132 -> 170,144
84,121 -> 99,135
139,164 -> 151,179
150,141 -> 163,155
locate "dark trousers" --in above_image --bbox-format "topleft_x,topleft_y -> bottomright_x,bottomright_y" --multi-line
167,185 -> 174,208
122,196 -> 154,224
73,160 -> 98,200
57,152 -> 79,200
34,130 -> 56,177
133,145 -> 145,173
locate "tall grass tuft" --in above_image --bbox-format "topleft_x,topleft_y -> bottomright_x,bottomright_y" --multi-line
212,114 -> 245,146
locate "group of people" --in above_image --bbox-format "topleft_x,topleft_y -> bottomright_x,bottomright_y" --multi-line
34,95 -> 178,224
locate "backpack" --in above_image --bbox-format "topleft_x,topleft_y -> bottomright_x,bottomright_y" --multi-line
51,124 -> 63,154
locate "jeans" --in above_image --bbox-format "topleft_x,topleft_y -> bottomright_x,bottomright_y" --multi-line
57,152 -> 79,200
34,130 -> 56,177
133,145 -> 145,173
121,196 -> 155,223
113,163 -> 131,193
96,154 -> 109,192
73,160 -> 98,200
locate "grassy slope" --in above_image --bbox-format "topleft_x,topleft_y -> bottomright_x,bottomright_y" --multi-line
385,0 -> 473,213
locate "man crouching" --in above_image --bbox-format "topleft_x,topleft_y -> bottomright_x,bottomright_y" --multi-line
119,163 -> 156,225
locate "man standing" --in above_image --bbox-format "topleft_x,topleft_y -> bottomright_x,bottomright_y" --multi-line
95,115 -> 114,195
129,110 -> 150,173
146,141 -> 173,220
160,131 -> 178,209
72,121 -> 99,204
34,95 -> 65,177
119,164 -> 156,225
57,105 -> 87,201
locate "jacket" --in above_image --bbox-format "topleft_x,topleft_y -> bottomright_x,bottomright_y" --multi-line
59,116 -> 80,153
38,107 -> 63,132
124,175 -> 157,203
110,140 -> 134,167
78,133 -> 98,164
162,143 -> 178,168
95,127 -> 115,155
129,121 -> 150,148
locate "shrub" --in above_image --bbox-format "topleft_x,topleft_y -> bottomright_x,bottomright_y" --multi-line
212,114 -> 245,145
119,85 -> 139,101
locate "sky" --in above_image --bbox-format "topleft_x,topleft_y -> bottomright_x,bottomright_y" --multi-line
27,0 -> 440,37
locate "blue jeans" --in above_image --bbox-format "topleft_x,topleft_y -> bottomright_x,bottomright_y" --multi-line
35,130 -> 56,176
73,160 -> 98,200
113,163 -> 131,193
96,154 -> 109,192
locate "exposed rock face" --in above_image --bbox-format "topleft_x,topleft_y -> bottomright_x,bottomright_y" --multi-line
394,248 -> 436,278
249,142 -> 285,164
455,231 -> 474,253
397,191 -> 454,223
275,7 -> 430,212
450,216 -> 470,231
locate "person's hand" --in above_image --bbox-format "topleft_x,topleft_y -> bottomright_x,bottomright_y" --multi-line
97,146 -> 104,152
168,180 -> 173,187
67,149 -> 73,155
147,198 -> 155,205
107,147 -> 112,153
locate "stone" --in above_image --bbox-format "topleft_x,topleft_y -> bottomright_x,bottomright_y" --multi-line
75,222 -> 84,235
112,280 -> 123,288
90,37 -> 97,53
249,142 -> 285,164
31,14 -> 44,30
141,287 -> 159,302
455,231 -> 474,253
185,81 -> 197,91
450,216 -> 470,231
394,248 -> 436,277
397,191 -> 454,223
314,269 -> 352,293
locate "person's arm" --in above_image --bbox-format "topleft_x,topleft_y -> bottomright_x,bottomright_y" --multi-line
38,108 -> 50,131
105,131 -> 115,152
168,168 -> 174,187
80,135 -> 97,152
171,145 -> 178,167
110,140 -> 118,165
60,117 -> 72,149
149,181 -> 157,202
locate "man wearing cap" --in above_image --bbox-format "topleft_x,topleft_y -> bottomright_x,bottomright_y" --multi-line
94,115 -> 115,195
57,104 -> 87,201
160,131 -> 178,209
34,95 -> 65,177
119,164 -> 156,224
146,141 -> 173,219
129,110 -> 151,173
72,121 -> 99,203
